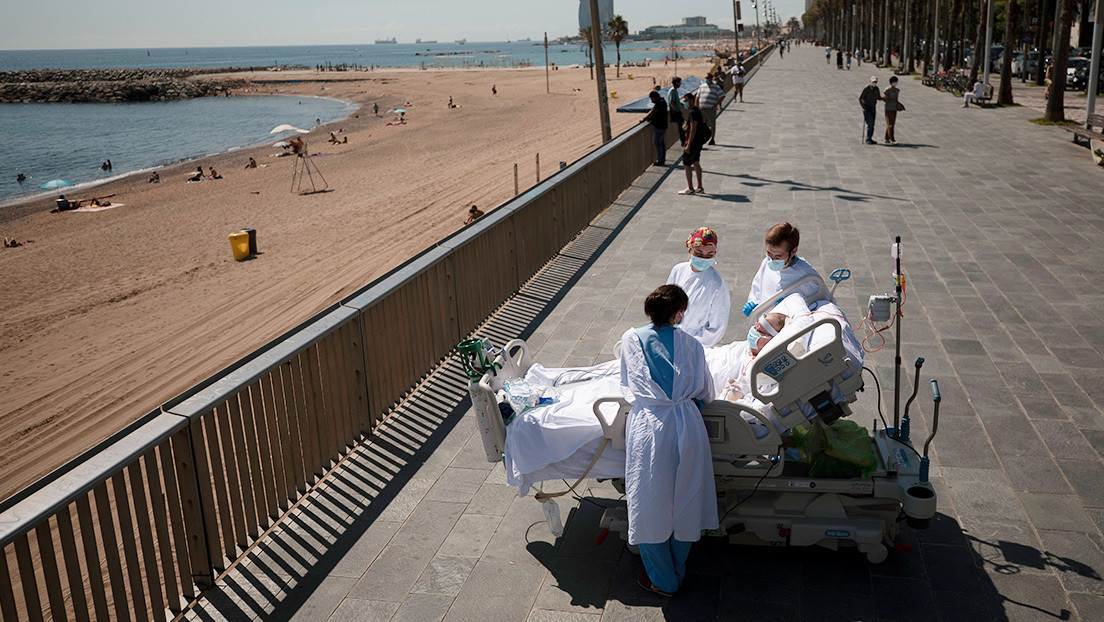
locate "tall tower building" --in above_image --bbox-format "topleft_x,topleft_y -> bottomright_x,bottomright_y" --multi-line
578,0 -> 615,31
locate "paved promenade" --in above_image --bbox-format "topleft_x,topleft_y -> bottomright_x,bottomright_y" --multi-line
185,45 -> 1104,621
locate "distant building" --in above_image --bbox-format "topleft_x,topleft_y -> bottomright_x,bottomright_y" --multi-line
578,0 -> 614,31
805,0 -> 816,12
639,16 -> 732,40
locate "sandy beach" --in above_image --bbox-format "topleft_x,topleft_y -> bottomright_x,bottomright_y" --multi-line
0,60 -> 712,501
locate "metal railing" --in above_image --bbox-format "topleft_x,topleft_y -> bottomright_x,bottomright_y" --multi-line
0,47 -> 773,621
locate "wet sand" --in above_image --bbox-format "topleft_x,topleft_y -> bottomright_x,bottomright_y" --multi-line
0,60 -> 712,501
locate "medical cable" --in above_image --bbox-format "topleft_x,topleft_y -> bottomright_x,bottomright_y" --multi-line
718,446 -> 782,525
858,281 -> 906,354
862,366 -> 922,460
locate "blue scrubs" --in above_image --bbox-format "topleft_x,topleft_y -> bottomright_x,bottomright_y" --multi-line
632,323 -> 694,594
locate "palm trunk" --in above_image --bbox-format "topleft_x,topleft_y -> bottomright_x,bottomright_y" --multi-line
998,0 -> 1020,104
1033,0 -> 1050,85
1044,0 -> 1075,120
969,0 -> 987,83
616,44 -> 621,78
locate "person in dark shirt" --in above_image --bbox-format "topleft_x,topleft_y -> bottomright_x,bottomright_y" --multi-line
858,77 -> 881,144
54,195 -> 72,211
679,92 -> 706,195
641,90 -> 669,166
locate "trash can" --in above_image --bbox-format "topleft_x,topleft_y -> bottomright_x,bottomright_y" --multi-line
239,228 -> 257,255
229,231 -> 250,261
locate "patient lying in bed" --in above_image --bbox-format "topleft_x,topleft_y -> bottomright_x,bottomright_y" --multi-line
503,293 -> 863,495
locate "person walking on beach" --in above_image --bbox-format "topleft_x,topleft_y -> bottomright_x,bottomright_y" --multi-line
492,84 -> 497,97
679,92 -> 706,195
668,77 -> 687,146
641,90 -> 669,165
881,76 -> 900,144
859,76 -> 881,145
373,102 -> 379,116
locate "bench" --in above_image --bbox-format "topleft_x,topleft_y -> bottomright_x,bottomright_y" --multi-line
1066,113 -> 1104,145
964,83 -> 993,106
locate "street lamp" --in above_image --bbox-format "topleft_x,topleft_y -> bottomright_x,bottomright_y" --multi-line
751,1 -> 761,49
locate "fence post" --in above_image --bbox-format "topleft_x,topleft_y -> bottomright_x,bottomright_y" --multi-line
514,163 -> 519,195
536,153 -> 540,182
175,427 -> 214,590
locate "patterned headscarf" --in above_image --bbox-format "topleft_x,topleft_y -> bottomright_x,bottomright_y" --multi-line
686,226 -> 718,249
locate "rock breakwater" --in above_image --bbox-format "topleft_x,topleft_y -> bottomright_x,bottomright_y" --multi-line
0,68 -> 255,103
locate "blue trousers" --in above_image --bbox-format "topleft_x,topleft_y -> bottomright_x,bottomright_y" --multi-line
652,127 -> 667,163
862,105 -> 876,140
639,536 -> 693,594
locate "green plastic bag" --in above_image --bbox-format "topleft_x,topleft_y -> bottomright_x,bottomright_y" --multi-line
792,420 -> 878,478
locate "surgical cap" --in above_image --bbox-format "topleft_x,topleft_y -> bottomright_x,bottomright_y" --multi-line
686,227 -> 718,249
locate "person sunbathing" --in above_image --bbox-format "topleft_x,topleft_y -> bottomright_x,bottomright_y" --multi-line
148,172 -> 160,183
245,157 -> 257,169
209,167 -> 222,180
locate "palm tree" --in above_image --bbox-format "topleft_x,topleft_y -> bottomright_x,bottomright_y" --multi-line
579,26 -> 594,80
1044,0 -> 1075,120
607,15 -> 629,78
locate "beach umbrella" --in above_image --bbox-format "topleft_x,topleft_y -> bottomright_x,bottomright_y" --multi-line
39,179 -> 75,190
269,124 -> 309,134
272,141 -> 290,147
391,109 -> 407,114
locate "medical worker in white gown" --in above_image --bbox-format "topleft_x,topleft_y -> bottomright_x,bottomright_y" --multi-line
620,284 -> 717,596
743,222 -> 824,317
666,226 -> 731,347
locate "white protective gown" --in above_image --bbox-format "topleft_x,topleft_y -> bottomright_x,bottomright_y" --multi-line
667,262 -> 731,347
620,327 -> 718,545
747,257 -> 823,310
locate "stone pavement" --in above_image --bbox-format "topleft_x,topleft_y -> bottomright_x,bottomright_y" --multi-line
184,44 -> 1104,621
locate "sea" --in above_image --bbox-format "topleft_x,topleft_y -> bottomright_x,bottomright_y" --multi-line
0,41 -> 686,207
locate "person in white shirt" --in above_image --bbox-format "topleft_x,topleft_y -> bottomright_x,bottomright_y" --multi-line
742,222 -> 824,317
666,227 -> 731,347
963,81 -> 985,107
728,63 -> 746,102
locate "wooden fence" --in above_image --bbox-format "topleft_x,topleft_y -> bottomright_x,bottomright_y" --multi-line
0,45 -> 772,621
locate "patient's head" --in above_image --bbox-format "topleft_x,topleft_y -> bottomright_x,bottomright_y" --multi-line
645,284 -> 689,327
749,312 -> 788,354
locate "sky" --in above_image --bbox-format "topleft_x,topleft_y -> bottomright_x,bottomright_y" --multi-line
3,0 -> 807,50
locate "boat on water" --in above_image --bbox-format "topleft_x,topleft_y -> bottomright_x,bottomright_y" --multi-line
455,39 -> 467,45
416,39 -> 437,44
375,38 -> 397,44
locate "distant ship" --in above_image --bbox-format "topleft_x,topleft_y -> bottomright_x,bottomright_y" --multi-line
455,39 -> 467,45
517,37 -> 532,42
375,38 -> 397,44
416,39 -> 437,44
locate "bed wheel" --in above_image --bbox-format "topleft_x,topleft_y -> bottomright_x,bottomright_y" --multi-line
861,543 -> 888,564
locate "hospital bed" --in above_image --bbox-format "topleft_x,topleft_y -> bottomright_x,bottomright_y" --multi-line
466,273 -> 940,564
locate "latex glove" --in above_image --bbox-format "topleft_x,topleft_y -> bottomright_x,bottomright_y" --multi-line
742,301 -> 757,317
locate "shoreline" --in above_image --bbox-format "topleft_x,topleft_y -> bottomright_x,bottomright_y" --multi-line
0,60 -> 712,501
1,92 -> 360,213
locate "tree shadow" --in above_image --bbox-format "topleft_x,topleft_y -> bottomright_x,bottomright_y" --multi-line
721,172 -> 903,201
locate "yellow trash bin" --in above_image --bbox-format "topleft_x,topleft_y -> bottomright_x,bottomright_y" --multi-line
611,91 -> 617,98
229,231 -> 250,261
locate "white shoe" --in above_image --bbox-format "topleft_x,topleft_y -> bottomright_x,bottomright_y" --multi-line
678,187 -> 696,195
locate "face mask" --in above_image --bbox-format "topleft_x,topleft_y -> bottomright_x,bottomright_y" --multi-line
747,327 -> 761,350
766,256 -> 788,272
690,256 -> 715,271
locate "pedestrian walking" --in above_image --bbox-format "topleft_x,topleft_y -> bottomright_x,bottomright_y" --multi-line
858,76 -> 881,144
845,51 -> 852,70
727,63 -> 746,102
679,92 -> 706,195
881,76 -> 900,144
694,74 -> 723,146
641,90 -> 669,165
836,50 -> 843,70
826,46 -> 831,64
668,77 -> 687,145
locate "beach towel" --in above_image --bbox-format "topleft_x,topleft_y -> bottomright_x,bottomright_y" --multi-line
74,203 -> 123,212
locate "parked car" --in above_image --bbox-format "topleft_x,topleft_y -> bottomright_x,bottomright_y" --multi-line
1011,51 -> 1049,76
964,45 -> 1004,73
1067,57 -> 1090,87
1070,62 -> 1104,93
